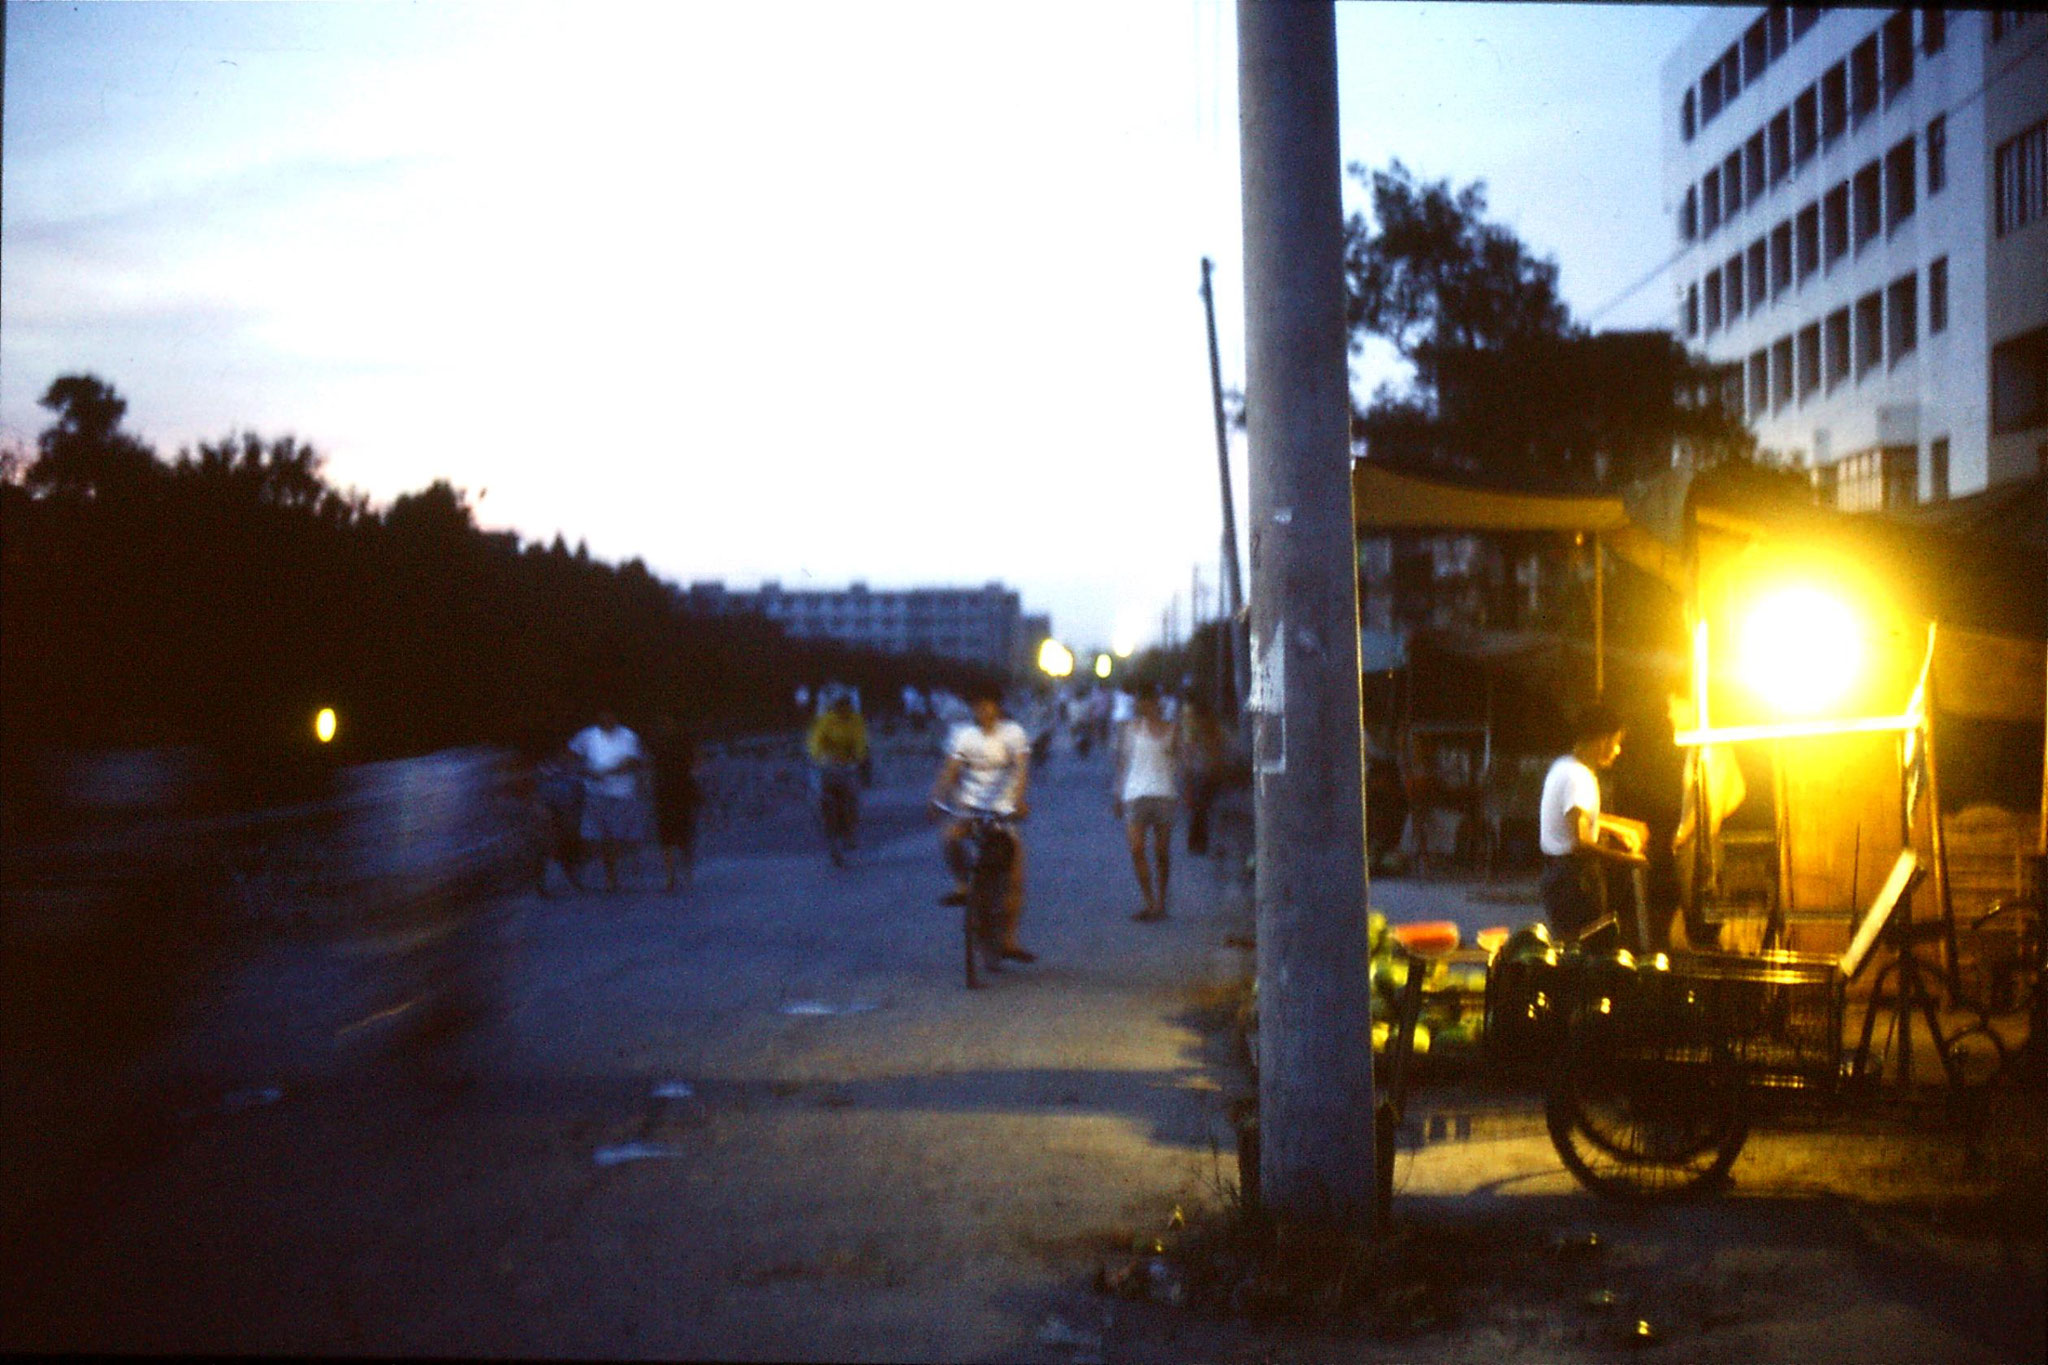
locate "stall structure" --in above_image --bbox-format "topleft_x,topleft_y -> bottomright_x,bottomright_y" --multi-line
1353,462 -> 2046,1026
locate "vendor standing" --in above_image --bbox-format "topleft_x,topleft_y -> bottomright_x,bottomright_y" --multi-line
1539,703 -> 1648,941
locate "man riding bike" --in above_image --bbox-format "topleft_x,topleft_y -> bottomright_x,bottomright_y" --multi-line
807,689 -> 870,865
929,681 -> 1035,963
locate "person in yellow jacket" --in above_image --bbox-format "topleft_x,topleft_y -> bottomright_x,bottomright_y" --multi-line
807,691 -> 870,864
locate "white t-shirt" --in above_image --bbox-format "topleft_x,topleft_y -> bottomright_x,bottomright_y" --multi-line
1118,720 -> 1179,801
945,719 -> 1031,814
570,724 -> 643,801
1538,754 -> 1600,857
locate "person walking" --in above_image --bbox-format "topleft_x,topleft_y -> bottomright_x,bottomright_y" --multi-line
533,742 -> 586,894
647,714 -> 701,892
569,709 -> 646,893
1178,694 -> 1227,856
1114,683 -> 1183,922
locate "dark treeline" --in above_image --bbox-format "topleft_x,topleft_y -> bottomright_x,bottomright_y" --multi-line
2,375 -> 997,801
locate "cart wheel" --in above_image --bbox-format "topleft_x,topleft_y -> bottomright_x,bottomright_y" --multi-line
1940,1021 -> 2007,1092
1545,1045 -> 1749,1201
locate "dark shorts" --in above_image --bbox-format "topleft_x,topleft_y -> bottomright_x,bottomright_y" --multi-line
1541,852 -> 1607,942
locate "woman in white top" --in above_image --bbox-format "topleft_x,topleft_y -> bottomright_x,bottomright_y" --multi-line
1113,683 -> 1183,922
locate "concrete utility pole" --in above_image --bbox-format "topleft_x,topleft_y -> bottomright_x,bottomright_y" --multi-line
1202,257 -> 1252,716
1237,0 -> 1375,1227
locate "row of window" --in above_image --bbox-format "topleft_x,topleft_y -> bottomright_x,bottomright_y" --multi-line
1684,6 -> 1828,137
1995,119 -> 2048,239
1818,441 -> 1941,512
1678,8 -> 1943,244
1683,139 -> 1943,337
1720,265 -> 1942,426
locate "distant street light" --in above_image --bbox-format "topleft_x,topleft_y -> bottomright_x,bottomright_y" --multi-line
314,707 -> 339,744
1094,654 -> 1113,680
1037,639 -> 1075,679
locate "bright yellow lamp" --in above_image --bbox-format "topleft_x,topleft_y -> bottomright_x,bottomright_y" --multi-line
1036,639 -> 1074,679
1736,585 -> 1863,716
314,707 -> 339,744
1094,654 -> 1113,680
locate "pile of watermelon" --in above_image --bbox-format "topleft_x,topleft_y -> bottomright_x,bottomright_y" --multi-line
1367,912 -> 1518,1058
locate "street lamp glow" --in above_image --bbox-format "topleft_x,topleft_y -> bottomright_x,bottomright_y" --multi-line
1094,654 -> 1113,680
1036,638 -> 1074,679
1736,585 -> 1863,716
314,707 -> 338,744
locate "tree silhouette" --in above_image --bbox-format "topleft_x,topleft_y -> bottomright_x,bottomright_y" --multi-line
28,374 -> 160,497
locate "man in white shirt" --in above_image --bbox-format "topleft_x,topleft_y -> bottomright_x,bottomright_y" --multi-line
1113,683 -> 1182,922
569,710 -> 645,893
930,682 -> 1035,962
1538,703 -> 1646,940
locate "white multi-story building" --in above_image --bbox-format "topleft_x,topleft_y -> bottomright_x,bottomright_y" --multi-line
684,579 -> 1048,676
1662,8 -> 2046,510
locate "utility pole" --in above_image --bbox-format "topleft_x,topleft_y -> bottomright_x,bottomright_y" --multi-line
1202,257 -> 1251,717
1238,0 -> 1375,1228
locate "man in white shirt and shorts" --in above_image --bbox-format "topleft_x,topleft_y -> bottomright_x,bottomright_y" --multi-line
1539,703 -> 1646,941
930,682 -> 1036,962
569,709 -> 645,893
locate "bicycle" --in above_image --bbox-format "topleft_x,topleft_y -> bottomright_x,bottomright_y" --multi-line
816,762 -> 861,866
932,801 -> 1021,989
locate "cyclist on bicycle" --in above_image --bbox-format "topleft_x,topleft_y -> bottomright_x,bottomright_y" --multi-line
930,681 -> 1035,963
807,689 -> 869,864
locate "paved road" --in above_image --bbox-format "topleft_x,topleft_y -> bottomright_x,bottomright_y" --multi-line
1,745 -> 1256,1361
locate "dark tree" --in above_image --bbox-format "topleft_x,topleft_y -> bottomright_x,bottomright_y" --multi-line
28,374 -> 161,497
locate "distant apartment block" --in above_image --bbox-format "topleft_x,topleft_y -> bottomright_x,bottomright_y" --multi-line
684,579 -> 1049,676
1663,7 -> 2047,509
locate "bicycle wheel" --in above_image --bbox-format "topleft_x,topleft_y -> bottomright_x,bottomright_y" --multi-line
1545,1042 -> 1749,1201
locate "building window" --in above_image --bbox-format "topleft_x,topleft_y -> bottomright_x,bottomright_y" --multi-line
1703,169 -> 1723,235
1991,13 -> 2029,44
1682,88 -> 1696,142
1796,202 -> 1821,280
1719,45 -> 1743,105
1792,7 -> 1820,41
1820,62 -> 1847,143
1927,115 -> 1946,195
1746,130 -> 1768,202
1702,65 -> 1724,125
1922,9 -> 1944,54
1685,282 -> 1700,338
1745,16 -> 1770,85
1853,160 -> 1883,250
1856,290 -> 1885,378
1798,322 -> 1823,400
1748,238 -> 1769,312
1771,222 -> 1793,296
1749,350 -> 1770,417
1835,446 -> 1918,512
1849,34 -> 1880,124
1705,270 -> 1724,333
1929,255 -> 1948,334
1726,252 -> 1745,317
1681,185 -> 1697,242
1794,87 -> 1819,165
1888,272 -> 1918,364
1885,137 -> 1916,232
1991,325 -> 2048,435
1769,110 -> 1792,185
1724,150 -> 1744,219
1929,436 -> 1949,501
1823,181 -> 1850,264
1769,6 -> 1791,60
1825,306 -> 1853,389
1773,335 -> 1795,410
1882,10 -> 1914,101
1994,118 -> 2048,238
